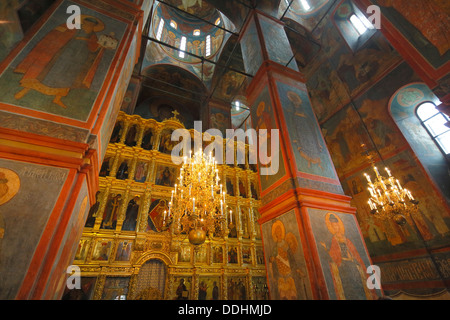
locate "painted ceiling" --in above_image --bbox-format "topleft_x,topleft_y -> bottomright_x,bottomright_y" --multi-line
139,0 -> 333,127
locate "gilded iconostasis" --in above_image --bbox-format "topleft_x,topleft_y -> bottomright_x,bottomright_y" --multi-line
63,111 -> 267,300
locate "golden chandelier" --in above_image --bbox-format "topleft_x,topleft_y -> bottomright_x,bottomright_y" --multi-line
161,149 -> 230,245
364,165 -> 419,225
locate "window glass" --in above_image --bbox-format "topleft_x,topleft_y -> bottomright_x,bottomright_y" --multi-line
350,14 -> 367,35
417,102 -> 450,154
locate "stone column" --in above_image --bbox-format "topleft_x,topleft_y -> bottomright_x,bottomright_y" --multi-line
0,0 -> 142,299
240,10 -> 382,300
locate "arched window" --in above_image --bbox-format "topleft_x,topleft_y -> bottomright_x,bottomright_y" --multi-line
333,0 -> 376,52
156,18 -> 164,41
417,102 -> 450,155
179,36 -> 186,58
205,35 -> 211,57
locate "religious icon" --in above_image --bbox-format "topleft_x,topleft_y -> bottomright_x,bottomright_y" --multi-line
242,246 -> 252,264
227,277 -> 247,300
92,240 -> 112,261
238,180 -> 247,197
100,193 -> 122,230
226,177 -> 234,196
99,158 -> 111,177
125,125 -> 137,147
13,15 -> 118,109
228,246 -> 238,264
141,129 -> 153,150
147,199 -> 169,232
116,160 -> 129,180
178,244 -> 191,263
155,165 -> 176,187
75,238 -> 90,262
122,196 -> 140,231
110,122 -> 122,143
134,162 -> 148,183
159,130 -> 176,154
115,240 -> 132,261
175,278 -> 190,300
251,182 -> 259,199
198,277 -> 221,300
101,277 -> 130,300
85,191 -> 101,227
212,245 -> 224,264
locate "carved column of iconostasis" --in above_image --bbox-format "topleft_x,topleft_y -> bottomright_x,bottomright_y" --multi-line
0,0 -> 146,299
239,10 -> 383,300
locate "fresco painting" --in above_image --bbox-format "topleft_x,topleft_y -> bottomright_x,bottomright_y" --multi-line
344,154 -> 450,259
307,209 -> 381,300
120,76 -> 142,114
381,152 -> 450,248
330,34 -> 402,98
277,81 -> 337,180
306,61 -> 350,122
0,159 -> 69,300
374,0 -> 450,69
0,0 -> 127,121
258,15 -> 298,71
261,210 -> 312,300
250,86 -> 286,192
240,17 -> 263,76
279,0 -> 332,32
143,3 -> 227,87
390,83 -> 450,204
210,106 -> 231,135
214,70 -> 247,103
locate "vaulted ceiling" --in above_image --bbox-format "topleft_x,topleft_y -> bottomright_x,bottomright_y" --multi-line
138,0 -> 333,128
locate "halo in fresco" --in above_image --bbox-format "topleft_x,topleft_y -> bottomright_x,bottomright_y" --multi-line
0,168 -> 20,206
324,212 -> 345,236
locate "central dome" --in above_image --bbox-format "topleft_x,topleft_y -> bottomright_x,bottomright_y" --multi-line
152,1 -> 225,62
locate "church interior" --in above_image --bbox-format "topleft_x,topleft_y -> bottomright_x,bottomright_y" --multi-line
0,0 -> 449,300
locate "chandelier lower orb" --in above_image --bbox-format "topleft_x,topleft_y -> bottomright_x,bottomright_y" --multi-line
161,149 -> 230,246
364,166 -> 419,224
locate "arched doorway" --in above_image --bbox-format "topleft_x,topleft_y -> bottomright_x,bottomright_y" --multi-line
134,259 -> 168,300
